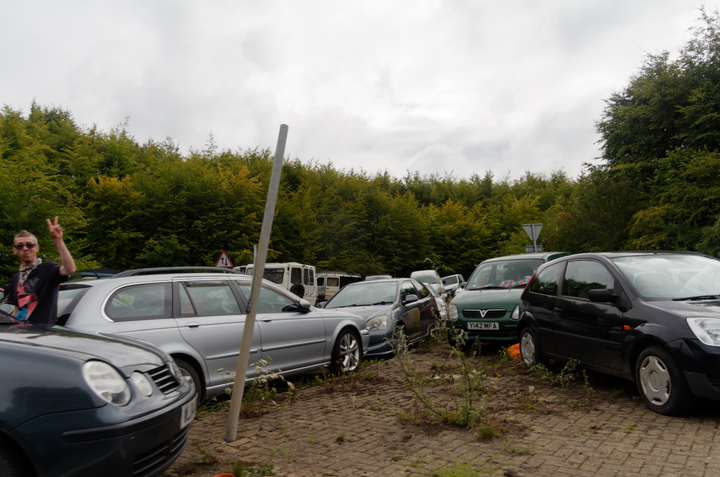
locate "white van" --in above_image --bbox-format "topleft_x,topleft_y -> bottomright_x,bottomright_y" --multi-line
317,271 -> 362,302
245,262 -> 317,304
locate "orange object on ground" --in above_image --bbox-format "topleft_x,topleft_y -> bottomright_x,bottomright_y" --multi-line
508,343 -> 521,359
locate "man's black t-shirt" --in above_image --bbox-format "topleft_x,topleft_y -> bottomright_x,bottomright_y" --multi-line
7,262 -> 68,327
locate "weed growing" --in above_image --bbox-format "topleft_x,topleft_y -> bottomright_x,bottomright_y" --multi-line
231,461 -> 276,477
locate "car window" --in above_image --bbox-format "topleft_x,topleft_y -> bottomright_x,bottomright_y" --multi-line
562,261 -> 615,299
400,281 -> 417,301
442,276 -> 458,285
327,277 -> 340,287
317,277 -> 325,287
237,284 -> 297,314
263,268 -> 284,284
291,268 -> 302,285
467,259 -> 542,289
181,280 -> 241,316
305,268 -> 314,286
105,283 -> 172,321
414,281 -> 430,299
529,263 -> 562,296
325,281 -> 397,308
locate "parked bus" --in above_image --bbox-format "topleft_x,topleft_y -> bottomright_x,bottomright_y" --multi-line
317,271 -> 363,302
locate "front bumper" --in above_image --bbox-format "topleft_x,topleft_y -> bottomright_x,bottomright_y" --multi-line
12,388 -> 196,477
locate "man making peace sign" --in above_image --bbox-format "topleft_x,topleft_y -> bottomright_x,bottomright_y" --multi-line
7,217 -> 77,327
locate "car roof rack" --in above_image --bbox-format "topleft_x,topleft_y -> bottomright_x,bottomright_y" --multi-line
113,267 -> 244,278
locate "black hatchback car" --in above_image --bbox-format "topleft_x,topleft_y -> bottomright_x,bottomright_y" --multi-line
0,312 -> 196,477
517,252 -> 720,415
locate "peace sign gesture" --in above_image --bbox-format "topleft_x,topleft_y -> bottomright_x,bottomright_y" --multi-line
47,216 -> 64,241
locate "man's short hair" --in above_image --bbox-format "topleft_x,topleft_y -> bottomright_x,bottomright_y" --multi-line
14,230 -> 37,244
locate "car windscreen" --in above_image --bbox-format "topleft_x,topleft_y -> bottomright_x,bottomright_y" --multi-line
611,254 -> 720,299
325,282 -> 398,308
442,276 -> 458,285
466,259 -> 543,290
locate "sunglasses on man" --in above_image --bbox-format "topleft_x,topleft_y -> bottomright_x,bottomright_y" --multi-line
13,243 -> 37,250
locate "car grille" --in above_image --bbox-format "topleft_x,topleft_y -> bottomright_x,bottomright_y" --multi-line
148,364 -> 181,394
462,309 -> 506,319
132,426 -> 190,477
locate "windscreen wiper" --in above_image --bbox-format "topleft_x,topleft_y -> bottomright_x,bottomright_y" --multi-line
672,295 -> 720,301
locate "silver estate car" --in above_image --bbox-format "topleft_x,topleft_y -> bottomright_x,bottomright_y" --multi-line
56,267 -> 370,399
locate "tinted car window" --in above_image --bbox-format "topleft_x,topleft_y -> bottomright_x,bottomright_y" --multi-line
182,280 -> 240,316
563,261 -> 615,298
263,268 -> 284,284
317,277 -> 325,287
105,283 -> 172,321
529,263 -> 561,296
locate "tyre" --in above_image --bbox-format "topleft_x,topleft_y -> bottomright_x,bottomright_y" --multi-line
175,358 -> 204,399
635,346 -> 693,415
519,327 -> 547,367
329,329 -> 362,374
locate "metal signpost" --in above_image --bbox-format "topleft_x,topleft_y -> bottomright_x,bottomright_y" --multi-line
225,124 -> 288,442
522,223 -> 543,253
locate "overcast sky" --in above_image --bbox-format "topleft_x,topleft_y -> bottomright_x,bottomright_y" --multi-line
1,1 -> 714,181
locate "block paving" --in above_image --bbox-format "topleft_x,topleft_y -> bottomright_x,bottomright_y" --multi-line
163,340 -> 720,477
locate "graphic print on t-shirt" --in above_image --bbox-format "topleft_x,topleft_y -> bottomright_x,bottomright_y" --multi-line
16,277 -> 40,321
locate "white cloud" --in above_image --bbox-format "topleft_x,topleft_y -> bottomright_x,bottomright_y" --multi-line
0,0 -> 712,181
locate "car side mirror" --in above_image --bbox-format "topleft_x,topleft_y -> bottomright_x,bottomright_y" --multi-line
298,299 -> 312,311
318,301 -> 327,308
460,283 -> 466,289
403,294 -> 419,304
588,289 -> 617,303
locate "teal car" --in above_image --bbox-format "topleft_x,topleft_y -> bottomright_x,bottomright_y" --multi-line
448,252 -> 569,345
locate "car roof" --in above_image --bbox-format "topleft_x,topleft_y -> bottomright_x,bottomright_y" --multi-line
558,251 -> 711,260
482,252 -> 570,262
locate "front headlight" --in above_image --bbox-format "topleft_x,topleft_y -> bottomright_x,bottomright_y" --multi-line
367,315 -> 388,331
448,304 -> 458,321
687,318 -> 720,346
131,372 -> 154,397
511,306 -> 520,320
83,361 -> 131,406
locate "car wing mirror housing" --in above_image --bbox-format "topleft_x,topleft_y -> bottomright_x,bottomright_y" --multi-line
404,294 -> 419,304
318,301 -> 327,308
588,289 -> 618,303
298,298 -> 312,311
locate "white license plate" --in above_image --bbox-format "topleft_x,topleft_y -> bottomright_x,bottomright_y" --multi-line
467,322 -> 499,330
180,398 -> 197,429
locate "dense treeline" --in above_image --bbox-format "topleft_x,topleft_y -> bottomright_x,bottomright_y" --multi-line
0,107 -> 570,280
2,9 -> 719,282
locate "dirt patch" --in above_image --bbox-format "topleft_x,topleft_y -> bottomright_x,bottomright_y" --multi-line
162,338 -> 720,477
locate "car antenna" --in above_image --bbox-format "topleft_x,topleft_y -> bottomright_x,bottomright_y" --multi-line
78,257 -> 101,279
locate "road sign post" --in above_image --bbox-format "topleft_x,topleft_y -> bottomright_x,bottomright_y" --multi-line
522,223 -> 543,253
225,124 -> 288,442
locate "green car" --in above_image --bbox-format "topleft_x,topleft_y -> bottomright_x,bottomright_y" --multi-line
448,252 -> 569,345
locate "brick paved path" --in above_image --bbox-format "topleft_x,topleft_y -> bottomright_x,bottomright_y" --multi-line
164,341 -> 720,477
